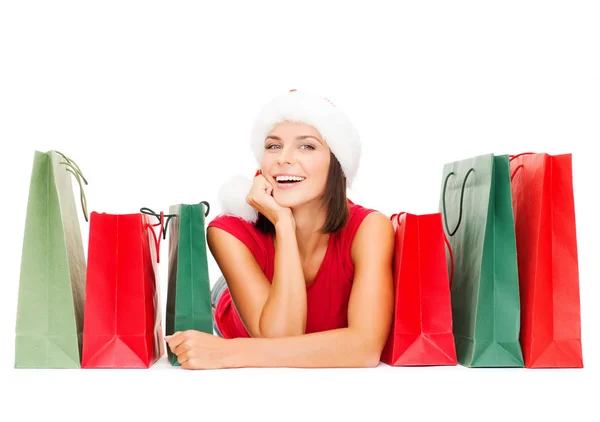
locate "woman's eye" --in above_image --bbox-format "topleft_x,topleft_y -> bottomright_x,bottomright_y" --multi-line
266,144 -> 281,150
300,144 -> 315,150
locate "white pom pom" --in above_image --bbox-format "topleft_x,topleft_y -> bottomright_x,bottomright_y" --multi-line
217,175 -> 258,223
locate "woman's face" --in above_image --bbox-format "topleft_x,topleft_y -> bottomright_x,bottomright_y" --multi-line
260,121 -> 331,209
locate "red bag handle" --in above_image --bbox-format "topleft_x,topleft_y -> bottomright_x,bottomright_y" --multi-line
509,152 -> 536,181
390,212 -> 455,287
509,152 -> 536,162
510,165 -> 524,181
390,212 -> 406,225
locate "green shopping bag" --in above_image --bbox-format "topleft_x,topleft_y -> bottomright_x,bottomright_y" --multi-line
439,153 -> 524,367
164,201 -> 213,366
15,150 -> 89,368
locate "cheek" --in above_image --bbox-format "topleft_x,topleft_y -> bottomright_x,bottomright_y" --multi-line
260,154 -> 275,169
305,158 -> 330,186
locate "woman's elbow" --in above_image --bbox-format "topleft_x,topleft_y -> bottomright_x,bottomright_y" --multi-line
354,334 -> 384,368
361,349 -> 382,368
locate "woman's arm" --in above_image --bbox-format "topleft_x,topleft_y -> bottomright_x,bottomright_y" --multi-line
226,212 -> 395,368
174,211 -> 394,369
207,213 -> 307,338
261,215 -> 307,336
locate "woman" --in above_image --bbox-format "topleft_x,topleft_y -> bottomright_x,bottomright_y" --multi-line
165,90 -> 395,369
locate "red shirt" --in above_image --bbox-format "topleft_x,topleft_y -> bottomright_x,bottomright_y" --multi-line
208,201 -> 376,339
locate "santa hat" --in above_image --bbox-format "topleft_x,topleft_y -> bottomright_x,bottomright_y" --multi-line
218,89 -> 361,223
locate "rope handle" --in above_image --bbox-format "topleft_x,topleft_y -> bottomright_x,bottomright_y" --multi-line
140,201 -> 210,263
54,151 -> 89,222
200,200 -> 210,217
162,200 -> 211,236
509,152 -> 537,181
389,212 -> 406,226
140,208 -> 177,263
510,165 -> 524,181
509,152 -> 536,162
442,168 -> 474,237
443,233 -> 455,288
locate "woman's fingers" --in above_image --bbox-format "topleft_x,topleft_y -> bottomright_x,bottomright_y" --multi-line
177,351 -> 190,364
173,341 -> 192,356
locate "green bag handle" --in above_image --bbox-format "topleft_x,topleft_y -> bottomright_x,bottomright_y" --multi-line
140,208 -> 176,263
442,168 -> 474,237
54,151 -> 89,222
139,201 -> 210,263
200,200 -> 210,217
161,200 -> 210,237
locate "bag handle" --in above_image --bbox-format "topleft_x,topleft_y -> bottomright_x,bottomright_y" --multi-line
140,208 -> 177,263
510,165 -> 524,181
442,168 -> 474,237
509,152 -> 536,181
390,212 -> 455,287
200,200 -> 210,217
509,152 -> 536,162
443,233 -> 455,288
54,151 -> 89,222
161,200 -> 210,237
389,212 -> 406,226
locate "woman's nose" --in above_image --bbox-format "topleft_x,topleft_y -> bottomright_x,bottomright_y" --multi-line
277,146 -> 294,165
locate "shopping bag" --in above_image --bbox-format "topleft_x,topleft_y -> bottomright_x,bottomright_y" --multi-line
15,150 -> 88,368
165,201 -> 213,366
510,152 -> 583,368
380,212 -> 457,366
81,208 -> 165,368
439,153 -> 524,367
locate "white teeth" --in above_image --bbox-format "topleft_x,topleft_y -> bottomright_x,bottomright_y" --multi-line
276,175 -> 305,182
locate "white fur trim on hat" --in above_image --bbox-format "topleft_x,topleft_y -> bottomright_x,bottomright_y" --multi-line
250,90 -> 361,188
217,175 -> 258,223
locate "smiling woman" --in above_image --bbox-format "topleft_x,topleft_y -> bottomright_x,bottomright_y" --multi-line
164,90 -> 395,370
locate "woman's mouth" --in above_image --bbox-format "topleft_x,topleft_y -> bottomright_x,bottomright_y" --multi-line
274,175 -> 306,189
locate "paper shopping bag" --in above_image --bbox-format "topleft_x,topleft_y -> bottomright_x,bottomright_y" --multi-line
15,150 -> 88,368
165,201 -> 213,366
510,152 -> 583,368
439,153 -> 524,367
380,212 -> 457,366
81,209 -> 164,368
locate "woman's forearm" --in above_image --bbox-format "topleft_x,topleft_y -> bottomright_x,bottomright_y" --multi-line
259,216 -> 307,337
226,327 -> 381,368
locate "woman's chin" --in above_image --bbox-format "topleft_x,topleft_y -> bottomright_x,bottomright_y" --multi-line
273,192 -> 305,209
274,198 -> 302,209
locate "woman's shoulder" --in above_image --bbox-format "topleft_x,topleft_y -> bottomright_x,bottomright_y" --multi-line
344,200 -> 393,241
208,213 -> 257,232
207,214 -> 269,259
337,200 -> 392,275
347,199 -> 382,224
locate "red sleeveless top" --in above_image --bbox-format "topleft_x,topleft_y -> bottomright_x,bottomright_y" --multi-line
207,201 -> 376,339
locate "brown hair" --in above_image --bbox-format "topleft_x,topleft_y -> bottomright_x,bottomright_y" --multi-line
255,151 -> 349,234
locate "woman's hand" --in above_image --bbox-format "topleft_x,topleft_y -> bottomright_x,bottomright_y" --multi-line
165,330 -> 235,370
246,173 -> 293,226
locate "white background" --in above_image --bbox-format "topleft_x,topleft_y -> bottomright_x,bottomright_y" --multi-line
1,1 -> 598,420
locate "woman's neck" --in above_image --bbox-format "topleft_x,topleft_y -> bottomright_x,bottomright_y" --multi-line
289,201 -> 329,258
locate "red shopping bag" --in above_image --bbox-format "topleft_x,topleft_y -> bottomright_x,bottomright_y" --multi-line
81,209 -> 166,368
380,212 -> 457,366
510,153 -> 583,368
